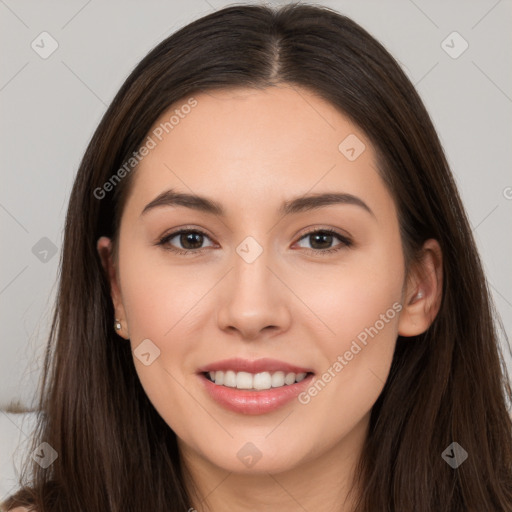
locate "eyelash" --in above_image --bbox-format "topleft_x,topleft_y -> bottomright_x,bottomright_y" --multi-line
156,227 -> 352,257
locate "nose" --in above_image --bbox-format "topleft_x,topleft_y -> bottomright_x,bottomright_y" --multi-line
216,244 -> 292,341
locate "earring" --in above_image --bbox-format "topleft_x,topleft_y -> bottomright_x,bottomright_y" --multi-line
114,319 -> 122,331
414,290 -> 424,301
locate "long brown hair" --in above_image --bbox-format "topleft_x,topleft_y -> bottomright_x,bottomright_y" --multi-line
3,3 -> 511,511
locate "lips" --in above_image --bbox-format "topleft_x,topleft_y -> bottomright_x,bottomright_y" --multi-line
197,357 -> 314,375
196,357 -> 316,415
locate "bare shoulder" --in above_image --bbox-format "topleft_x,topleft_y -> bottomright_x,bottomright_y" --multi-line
8,507 -> 36,512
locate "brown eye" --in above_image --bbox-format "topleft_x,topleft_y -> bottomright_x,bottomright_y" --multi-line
295,229 -> 352,255
158,229 -> 214,255
176,231 -> 205,250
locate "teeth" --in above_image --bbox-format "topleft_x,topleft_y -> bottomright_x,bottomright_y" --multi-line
224,370 -> 237,388
271,371 -> 285,387
236,371 -> 253,389
206,370 -> 308,390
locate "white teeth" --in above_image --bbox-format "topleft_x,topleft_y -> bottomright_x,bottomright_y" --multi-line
236,371 -> 253,390
207,370 -> 310,390
253,372 -> 272,390
271,371 -> 285,387
284,372 -> 296,385
295,372 -> 307,382
224,370 -> 237,388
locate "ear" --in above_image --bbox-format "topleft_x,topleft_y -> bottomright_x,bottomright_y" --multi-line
398,239 -> 443,337
97,236 -> 129,339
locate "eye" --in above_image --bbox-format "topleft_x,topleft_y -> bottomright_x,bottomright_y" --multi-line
157,228 -> 215,256
156,227 -> 352,257
294,228 -> 352,256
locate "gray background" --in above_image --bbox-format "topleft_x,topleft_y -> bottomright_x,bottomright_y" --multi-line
1,0 -> 511,411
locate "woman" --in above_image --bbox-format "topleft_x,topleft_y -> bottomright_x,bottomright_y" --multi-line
3,3 -> 512,511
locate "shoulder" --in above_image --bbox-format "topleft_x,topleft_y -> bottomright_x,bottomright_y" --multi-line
8,508 -> 36,512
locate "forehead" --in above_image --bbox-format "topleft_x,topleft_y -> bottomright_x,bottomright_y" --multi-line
125,85 -> 395,221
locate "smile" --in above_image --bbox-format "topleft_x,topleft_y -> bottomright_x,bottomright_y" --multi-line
204,370 -> 310,390
197,358 -> 316,415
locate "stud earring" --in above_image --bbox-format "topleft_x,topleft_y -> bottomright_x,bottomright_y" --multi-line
114,319 -> 122,331
414,290 -> 425,301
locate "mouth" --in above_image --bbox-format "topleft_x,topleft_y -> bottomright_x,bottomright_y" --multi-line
202,370 -> 313,390
196,358 -> 316,415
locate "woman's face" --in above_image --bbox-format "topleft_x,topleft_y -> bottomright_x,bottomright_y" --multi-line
104,85 -> 411,474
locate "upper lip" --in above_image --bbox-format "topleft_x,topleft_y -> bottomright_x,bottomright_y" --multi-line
197,357 -> 314,375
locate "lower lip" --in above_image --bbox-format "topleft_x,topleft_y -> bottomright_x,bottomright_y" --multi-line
198,373 -> 315,415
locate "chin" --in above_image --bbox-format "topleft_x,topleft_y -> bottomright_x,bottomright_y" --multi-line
201,439 -> 309,475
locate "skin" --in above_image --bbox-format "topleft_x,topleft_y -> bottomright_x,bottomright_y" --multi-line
98,85 -> 443,512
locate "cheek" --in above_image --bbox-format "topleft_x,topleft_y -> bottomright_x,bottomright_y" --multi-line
296,236 -> 404,349
117,249 -> 211,435
119,245 -> 211,340
293,239 -> 403,417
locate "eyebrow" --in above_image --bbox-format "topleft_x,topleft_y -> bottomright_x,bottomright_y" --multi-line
141,188 -> 375,218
